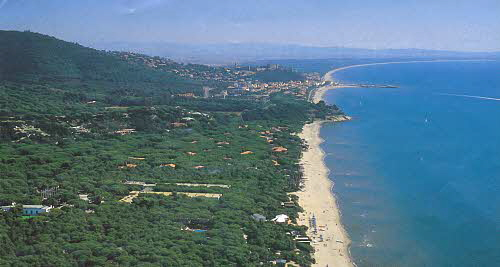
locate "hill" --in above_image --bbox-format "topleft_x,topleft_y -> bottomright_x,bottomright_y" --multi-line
0,31 -> 344,266
0,31 -> 186,84
0,31 -> 214,112
0,31 -> 231,115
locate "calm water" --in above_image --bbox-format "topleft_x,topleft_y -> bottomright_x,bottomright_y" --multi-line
317,61 -> 500,266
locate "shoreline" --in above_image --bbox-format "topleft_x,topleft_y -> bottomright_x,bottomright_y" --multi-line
314,59 -> 495,103
297,59 -> 496,266
295,69 -> 356,266
296,120 -> 353,267
297,59 -> 490,266
295,66 -> 356,266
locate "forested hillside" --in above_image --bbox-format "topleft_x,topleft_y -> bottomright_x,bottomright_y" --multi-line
0,31 -> 193,85
0,30 -> 217,116
0,31 -> 343,266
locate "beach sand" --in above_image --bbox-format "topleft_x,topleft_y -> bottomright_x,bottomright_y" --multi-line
296,121 -> 353,267
310,69 -> 357,104
296,60 -> 489,266
294,70 -> 355,267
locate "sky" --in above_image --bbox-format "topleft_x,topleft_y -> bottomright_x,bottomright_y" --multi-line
0,0 -> 499,52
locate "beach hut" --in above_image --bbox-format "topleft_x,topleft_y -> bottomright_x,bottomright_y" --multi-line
281,201 -> 295,208
294,236 -> 312,244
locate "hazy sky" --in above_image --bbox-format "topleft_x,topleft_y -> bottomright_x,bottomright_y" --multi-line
1,0 -> 499,51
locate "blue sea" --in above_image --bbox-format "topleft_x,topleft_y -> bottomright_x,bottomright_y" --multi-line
308,60 -> 500,266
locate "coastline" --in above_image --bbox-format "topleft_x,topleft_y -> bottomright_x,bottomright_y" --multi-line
296,120 -> 354,267
295,70 -> 354,267
296,59 -> 491,266
313,59 -> 494,104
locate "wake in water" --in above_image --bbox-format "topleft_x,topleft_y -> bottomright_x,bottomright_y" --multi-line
435,93 -> 500,102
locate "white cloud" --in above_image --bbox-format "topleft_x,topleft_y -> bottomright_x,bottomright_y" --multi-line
120,0 -> 168,15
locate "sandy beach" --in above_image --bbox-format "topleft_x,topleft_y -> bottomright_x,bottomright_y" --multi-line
297,59 -> 499,267
298,60 -> 475,266
296,59 -> 494,266
309,69 -> 358,104
295,69 -> 355,267
296,120 -> 353,267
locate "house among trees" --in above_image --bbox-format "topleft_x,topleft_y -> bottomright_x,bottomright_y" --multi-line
294,236 -> 312,244
78,194 -> 90,202
176,92 -> 195,98
281,201 -> 296,208
113,128 -> 136,135
251,213 -> 267,222
160,163 -> 176,168
171,122 -> 188,128
272,146 -> 288,152
118,163 -> 138,169
1,204 -> 52,215
271,214 -> 289,224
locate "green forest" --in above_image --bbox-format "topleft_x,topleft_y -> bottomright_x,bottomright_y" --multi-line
0,31 -> 343,266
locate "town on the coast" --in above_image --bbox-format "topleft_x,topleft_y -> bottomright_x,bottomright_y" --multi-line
0,31 -> 353,266
117,51 -> 325,100
2,0 -> 499,265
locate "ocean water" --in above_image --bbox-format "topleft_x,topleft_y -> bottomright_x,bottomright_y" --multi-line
318,61 -> 500,266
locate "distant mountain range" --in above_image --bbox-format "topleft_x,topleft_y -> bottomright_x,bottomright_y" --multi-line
88,42 -> 500,65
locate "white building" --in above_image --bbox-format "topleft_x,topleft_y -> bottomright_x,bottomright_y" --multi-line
271,214 -> 289,223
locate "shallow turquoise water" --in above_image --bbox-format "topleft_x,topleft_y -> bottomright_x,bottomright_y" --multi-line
318,61 -> 500,266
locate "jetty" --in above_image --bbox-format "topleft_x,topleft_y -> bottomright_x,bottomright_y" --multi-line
307,82 -> 398,102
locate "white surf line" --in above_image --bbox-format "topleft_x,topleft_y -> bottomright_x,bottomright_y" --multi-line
324,59 -> 497,83
435,93 -> 500,101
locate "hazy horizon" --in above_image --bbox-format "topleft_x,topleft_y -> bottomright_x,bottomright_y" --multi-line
1,0 -> 499,52
89,40 -> 500,53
